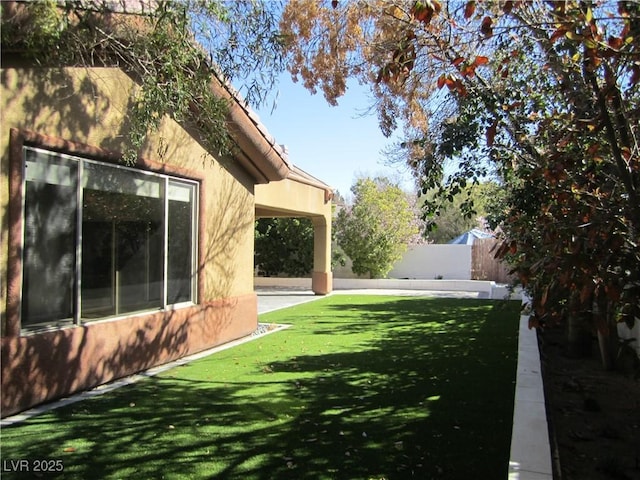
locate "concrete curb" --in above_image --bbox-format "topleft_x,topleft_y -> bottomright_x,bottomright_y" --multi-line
254,277 -> 523,300
508,313 -> 553,479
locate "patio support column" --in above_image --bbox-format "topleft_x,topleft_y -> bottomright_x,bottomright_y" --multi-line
311,215 -> 332,295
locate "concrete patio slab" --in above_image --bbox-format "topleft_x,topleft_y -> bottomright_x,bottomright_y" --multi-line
256,288 -> 319,314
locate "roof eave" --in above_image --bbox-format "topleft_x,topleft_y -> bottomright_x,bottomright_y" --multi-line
210,78 -> 291,184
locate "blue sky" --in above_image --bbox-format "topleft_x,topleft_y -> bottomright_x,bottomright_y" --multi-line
255,75 -> 416,198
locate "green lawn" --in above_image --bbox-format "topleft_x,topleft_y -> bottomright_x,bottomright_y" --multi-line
1,296 -> 520,480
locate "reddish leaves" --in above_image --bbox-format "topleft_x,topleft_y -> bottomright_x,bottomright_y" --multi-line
494,239 -> 517,259
446,55 -> 491,86
503,0 -> 515,14
411,0 -> 442,25
549,27 -> 567,43
377,33 -> 416,86
436,73 -> 467,96
631,64 -> 640,85
608,36 -> 623,51
480,16 -> 493,37
464,1 -> 475,19
486,119 -> 498,146
435,55 -> 491,94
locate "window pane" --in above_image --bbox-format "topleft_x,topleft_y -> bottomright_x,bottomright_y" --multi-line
20,148 -> 198,328
167,181 -> 195,304
81,219 -> 114,317
81,163 -> 164,318
22,149 -> 78,327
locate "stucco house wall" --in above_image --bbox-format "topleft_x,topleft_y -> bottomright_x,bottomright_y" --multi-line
0,65 -> 260,417
255,173 -> 333,295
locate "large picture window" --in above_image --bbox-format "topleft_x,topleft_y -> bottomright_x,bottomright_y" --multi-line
21,147 -> 198,330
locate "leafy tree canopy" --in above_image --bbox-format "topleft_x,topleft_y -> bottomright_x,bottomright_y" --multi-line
1,0 -> 287,162
423,180 -> 502,243
334,177 -> 420,278
255,218 -> 314,277
280,0 -> 640,367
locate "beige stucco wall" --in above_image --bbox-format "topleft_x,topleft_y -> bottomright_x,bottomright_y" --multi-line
256,178 -> 333,294
0,65 -> 261,416
145,110 -> 256,301
256,177 -> 329,218
0,66 -> 256,327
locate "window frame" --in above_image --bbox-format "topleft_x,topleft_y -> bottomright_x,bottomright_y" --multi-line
8,133 -> 201,334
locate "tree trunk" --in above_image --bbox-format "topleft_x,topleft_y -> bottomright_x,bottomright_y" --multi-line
566,312 -> 592,358
597,329 -> 616,371
594,299 -> 617,371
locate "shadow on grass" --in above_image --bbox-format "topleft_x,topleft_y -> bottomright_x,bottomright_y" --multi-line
1,297 -> 519,480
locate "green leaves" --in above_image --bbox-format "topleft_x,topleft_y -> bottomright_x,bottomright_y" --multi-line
335,177 -> 420,278
255,218 -> 315,277
278,0 -> 640,358
3,0 -> 286,163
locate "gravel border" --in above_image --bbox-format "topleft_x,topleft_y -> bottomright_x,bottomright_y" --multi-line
251,322 -> 290,337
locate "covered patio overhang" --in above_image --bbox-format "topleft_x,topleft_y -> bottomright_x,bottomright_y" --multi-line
255,166 -> 334,295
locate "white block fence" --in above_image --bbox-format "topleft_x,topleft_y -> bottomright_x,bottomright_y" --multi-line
332,244 -> 473,280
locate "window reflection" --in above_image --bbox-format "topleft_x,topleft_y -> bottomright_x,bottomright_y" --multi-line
22,152 -> 78,327
21,147 -> 197,330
